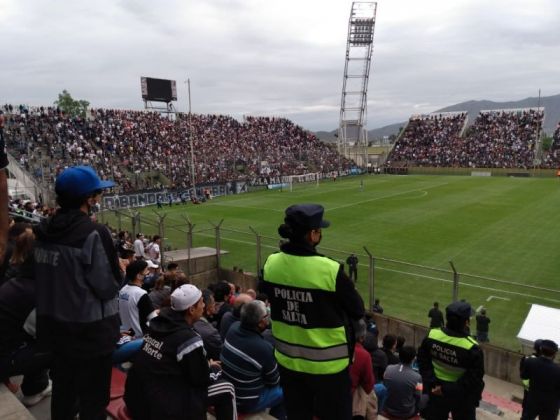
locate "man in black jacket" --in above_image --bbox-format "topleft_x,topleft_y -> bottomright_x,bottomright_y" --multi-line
33,165 -> 121,420
124,284 -> 236,419
520,339 -> 560,420
417,301 -> 484,420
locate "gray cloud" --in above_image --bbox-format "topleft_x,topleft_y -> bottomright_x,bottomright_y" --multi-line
1,0 -> 559,131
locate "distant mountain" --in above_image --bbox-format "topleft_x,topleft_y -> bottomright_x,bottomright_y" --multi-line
315,130 -> 337,143
436,94 -> 560,135
316,94 -> 560,142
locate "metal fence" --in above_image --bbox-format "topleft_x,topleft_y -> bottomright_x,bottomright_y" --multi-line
100,209 -> 560,349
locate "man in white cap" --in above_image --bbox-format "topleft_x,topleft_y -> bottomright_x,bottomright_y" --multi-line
124,284 -> 237,420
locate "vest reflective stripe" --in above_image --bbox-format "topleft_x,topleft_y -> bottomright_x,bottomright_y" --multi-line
264,253 -> 339,291
275,348 -> 349,375
273,321 -> 347,348
275,339 -> 349,361
432,360 -> 467,382
428,328 -> 476,382
428,329 -> 478,349
264,252 -> 348,374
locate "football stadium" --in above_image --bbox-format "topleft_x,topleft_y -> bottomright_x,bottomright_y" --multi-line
101,173 -> 560,351
3,0 -> 560,419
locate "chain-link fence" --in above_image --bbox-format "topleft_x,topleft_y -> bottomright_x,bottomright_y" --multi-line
100,210 -> 560,349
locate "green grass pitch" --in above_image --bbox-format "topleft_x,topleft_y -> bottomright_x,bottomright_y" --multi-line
103,174 -> 560,350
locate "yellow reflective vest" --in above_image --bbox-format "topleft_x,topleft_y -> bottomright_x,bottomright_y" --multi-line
262,252 -> 349,374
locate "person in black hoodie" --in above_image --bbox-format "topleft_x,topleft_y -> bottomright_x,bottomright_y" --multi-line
0,256 -> 52,406
124,284 -> 236,420
33,166 -> 120,420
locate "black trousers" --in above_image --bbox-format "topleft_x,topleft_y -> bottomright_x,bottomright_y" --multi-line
349,267 -> 358,282
0,340 -> 51,396
51,353 -> 113,420
521,396 -> 559,420
422,394 -> 476,420
279,365 -> 352,420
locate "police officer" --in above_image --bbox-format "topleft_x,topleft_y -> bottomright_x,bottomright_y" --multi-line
260,204 -> 364,420
520,339 -> 560,420
417,301 -> 484,420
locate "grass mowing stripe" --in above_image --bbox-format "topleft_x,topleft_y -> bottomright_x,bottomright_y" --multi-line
102,174 -> 560,350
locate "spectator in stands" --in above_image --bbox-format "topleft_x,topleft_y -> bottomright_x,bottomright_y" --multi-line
221,300 -> 285,418
520,339 -> 560,420
372,298 -> 383,314
0,128 -> 10,281
3,106 -> 354,194
428,301 -> 444,329
383,346 -> 425,419
142,259 -> 160,291
194,289 -> 223,361
475,308 -> 490,343
0,252 -> 52,407
0,223 -> 31,285
214,280 -> 233,329
134,232 -> 146,260
396,336 -> 406,356
148,271 -> 173,310
350,319 -> 378,420
118,260 -> 158,338
33,165 -> 120,419
118,242 -> 136,280
382,334 -> 400,367
219,292 -> 254,339
260,203 -> 364,420
146,235 -> 161,266
115,230 -> 128,257
166,261 -> 180,274
124,284 -> 237,420
2,223 -> 33,282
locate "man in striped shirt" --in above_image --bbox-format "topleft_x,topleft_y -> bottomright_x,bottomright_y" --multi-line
221,300 -> 286,418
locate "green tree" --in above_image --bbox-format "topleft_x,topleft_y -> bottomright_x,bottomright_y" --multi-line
541,134 -> 553,151
54,90 -> 89,118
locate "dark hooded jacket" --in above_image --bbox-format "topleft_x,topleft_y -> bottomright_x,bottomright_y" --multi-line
33,208 -> 121,357
0,257 -> 35,357
124,308 -> 210,420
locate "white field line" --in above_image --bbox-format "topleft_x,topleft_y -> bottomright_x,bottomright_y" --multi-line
487,295 -> 510,302
375,265 -> 560,304
209,202 -> 284,212
328,182 -> 449,211
193,231 -> 560,305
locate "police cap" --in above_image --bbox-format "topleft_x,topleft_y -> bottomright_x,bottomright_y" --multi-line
285,204 -> 330,230
540,339 -> 558,354
446,301 -> 474,320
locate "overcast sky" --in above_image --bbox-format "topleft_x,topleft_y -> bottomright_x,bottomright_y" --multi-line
1,0 -> 559,131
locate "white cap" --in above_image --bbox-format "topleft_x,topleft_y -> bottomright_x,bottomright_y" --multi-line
146,260 -> 159,269
171,284 -> 202,311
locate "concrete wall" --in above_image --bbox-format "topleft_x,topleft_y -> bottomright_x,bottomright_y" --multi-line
373,314 -> 523,384
0,384 -> 34,420
179,262 -> 525,385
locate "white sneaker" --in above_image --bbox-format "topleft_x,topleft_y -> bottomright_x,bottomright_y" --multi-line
21,380 -> 52,407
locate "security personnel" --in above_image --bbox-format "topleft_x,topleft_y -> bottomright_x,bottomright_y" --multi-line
260,204 -> 364,420
520,339 -> 560,420
520,339 -> 542,409
417,301 -> 484,420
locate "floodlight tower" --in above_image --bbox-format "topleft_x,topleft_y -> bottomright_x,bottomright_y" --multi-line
338,2 -> 377,170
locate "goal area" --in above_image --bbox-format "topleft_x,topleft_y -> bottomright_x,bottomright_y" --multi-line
287,173 -> 320,192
